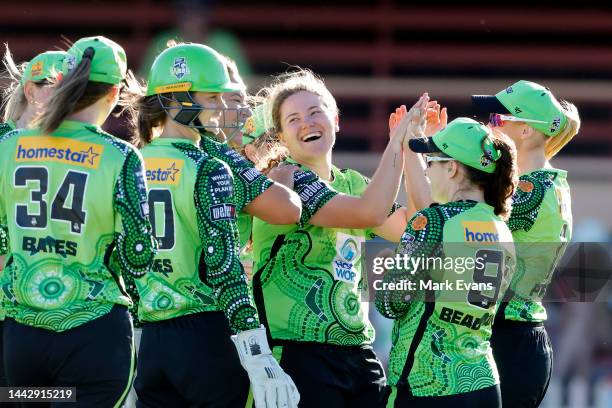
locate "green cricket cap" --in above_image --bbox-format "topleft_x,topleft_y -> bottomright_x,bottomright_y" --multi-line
63,36 -> 127,85
409,117 -> 501,174
241,102 -> 271,143
472,80 -> 567,137
21,51 -> 67,85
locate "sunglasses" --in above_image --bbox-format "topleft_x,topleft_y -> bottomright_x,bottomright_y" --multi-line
488,113 -> 547,127
424,155 -> 455,167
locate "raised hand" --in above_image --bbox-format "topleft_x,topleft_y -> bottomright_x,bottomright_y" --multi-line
403,93 -> 429,149
425,100 -> 448,137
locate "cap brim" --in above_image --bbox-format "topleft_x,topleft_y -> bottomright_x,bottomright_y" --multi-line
471,95 -> 511,114
408,137 -> 442,154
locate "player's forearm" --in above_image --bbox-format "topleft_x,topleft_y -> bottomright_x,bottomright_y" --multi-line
245,183 -> 302,225
358,141 -> 405,225
403,151 -> 433,211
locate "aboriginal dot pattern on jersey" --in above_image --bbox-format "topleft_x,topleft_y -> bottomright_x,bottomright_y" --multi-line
200,134 -> 273,213
114,150 -> 157,278
376,202 -> 476,319
0,122 -> 15,139
260,230 -> 372,345
508,172 -> 554,232
0,125 -> 155,331
173,142 -> 260,333
376,201 -> 504,395
94,128 -> 132,157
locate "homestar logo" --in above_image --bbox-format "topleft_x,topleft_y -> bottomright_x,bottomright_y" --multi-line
462,221 -> 500,242
145,158 -> 184,185
15,136 -> 103,169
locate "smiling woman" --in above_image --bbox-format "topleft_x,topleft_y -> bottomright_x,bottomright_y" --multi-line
249,68 -> 419,408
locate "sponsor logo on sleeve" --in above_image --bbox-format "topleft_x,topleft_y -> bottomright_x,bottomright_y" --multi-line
239,167 -> 261,184
209,168 -> 233,197
210,203 -> 236,221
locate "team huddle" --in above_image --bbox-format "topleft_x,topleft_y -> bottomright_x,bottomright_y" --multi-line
0,35 -> 580,408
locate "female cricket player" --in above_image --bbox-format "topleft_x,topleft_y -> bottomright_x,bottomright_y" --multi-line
0,36 -> 156,406
377,95 -> 518,407
0,46 -> 67,388
472,80 -> 580,407
250,68 -> 415,407
128,43 -> 299,408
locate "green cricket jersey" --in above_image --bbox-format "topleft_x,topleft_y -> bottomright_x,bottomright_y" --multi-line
200,134 -> 273,266
125,134 -> 272,327
375,201 -> 515,396
135,137 -> 259,333
253,164 -> 398,346
500,169 -> 572,322
0,120 -> 157,332
0,120 -> 17,321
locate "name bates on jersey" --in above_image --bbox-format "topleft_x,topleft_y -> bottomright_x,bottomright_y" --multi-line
333,232 -> 364,284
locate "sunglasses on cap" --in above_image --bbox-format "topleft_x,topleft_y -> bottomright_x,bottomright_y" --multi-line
488,113 -> 547,127
424,155 -> 455,167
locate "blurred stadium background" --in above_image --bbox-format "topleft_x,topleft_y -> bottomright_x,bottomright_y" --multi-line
1,1 -> 610,407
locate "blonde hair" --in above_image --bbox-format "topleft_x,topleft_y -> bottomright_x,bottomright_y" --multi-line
261,68 -> 338,134
220,55 -> 245,89
545,100 -> 580,159
1,45 -> 28,122
239,130 -> 289,173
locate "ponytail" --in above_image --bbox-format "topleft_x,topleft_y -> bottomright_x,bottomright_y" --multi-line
38,47 -> 113,134
545,100 -> 580,159
1,45 -> 28,122
463,130 -> 518,220
125,94 -> 166,148
121,72 -> 165,149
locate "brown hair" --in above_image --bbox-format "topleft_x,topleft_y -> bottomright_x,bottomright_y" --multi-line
462,130 -> 518,220
544,99 -> 580,159
262,68 -> 338,135
247,68 -> 337,172
1,45 -> 28,122
121,74 -> 166,148
220,55 -> 245,89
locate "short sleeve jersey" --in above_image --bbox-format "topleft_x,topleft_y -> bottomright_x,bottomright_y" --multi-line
375,201 -> 516,396
500,169 -> 572,322
200,135 -> 273,213
0,120 -> 156,332
136,138 -> 259,333
253,165 -> 396,346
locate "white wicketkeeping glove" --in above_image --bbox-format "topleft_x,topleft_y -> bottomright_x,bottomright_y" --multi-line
231,326 -> 300,408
